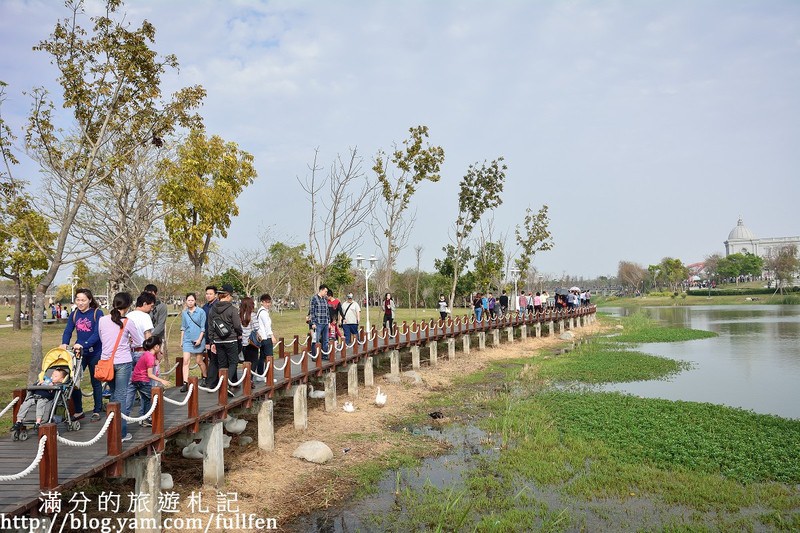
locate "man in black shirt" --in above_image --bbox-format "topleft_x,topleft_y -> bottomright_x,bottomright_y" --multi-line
499,290 -> 509,317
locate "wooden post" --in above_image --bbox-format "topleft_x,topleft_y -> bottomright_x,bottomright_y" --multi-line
38,423 -> 58,490
305,337 -> 312,379
284,351 -> 292,385
218,369 -> 229,414
279,337 -> 286,359
151,386 -> 165,452
242,362 -> 252,408
106,401 -> 122,477
188,376 -> 199,434
175,355 -> 184,388
266,356 -> 275,397
372,327 -> 378,351
293,334 -> 300,355
12,388 -> 24,422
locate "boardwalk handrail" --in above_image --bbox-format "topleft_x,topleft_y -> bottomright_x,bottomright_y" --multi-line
163,384 -> 195,406
56,412 -> 115,447
120,394 -> 158,423
0,435 -> 47,481
0,397 -> 19,419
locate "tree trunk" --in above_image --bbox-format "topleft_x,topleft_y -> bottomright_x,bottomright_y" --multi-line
26,286 -> 34,324
12,277 -> 22,330
28,286 -> 47,383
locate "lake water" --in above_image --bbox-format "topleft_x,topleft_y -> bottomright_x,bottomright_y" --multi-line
601,305 -> 800,420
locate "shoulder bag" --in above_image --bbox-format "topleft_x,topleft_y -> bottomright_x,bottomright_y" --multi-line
94,318 -> 127,382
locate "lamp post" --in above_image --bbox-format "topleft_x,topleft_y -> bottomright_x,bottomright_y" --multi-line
510,268 -> 520,311
66,275 -> 79,304
355,254 -> 378,331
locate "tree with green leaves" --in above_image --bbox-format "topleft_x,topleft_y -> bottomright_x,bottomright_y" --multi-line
257,241 -> 313,302
160,129 -> 257,277
716,253 -> 764,284
514,205 -> 554,284
474,240 -> 505,291
649,257 -> 689,293
372,125 -> 445,291
767,245 -> 799,293
446,157 -> 506,309
0,0 -> 205,380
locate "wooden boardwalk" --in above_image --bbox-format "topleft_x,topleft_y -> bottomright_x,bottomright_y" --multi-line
0,307 -> 595,517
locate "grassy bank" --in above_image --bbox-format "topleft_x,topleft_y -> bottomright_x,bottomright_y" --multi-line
359,314 -> 799,531
597,292 -> 797,307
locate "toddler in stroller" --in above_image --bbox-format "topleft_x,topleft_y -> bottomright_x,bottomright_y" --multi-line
12,368 -> 68,441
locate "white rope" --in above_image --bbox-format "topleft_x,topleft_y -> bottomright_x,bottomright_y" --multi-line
0,397 -> 19,419
121,395 -> 158,423
294,351 -> 307,364
410,324 -> 419,333
346,339 -> 356,349
251,360 -> 271,379
189,363 -> 199,370
285,337 -> 296,347
307,350 -> 319,361
159,362 -> 180,376
367,332 -> 376,342
228,367 -> 249,387
320,344 -> 333,355
273,357 -> 289,371
357,335 -> 367,345
0,435 -> 48,481
273,339 -> 283,348
57,412 -> 115,447
163,384 -> 195,406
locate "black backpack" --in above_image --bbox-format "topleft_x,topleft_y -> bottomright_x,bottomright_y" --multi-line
212,315 -> 231,339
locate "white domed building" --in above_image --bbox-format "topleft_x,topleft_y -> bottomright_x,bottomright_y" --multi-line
724,218 -> 799,258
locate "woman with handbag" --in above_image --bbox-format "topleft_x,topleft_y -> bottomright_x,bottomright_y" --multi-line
179,293 -> 207,392
60,288 -> 104,421
97,292 -> 144,443
238,296 -> 259,386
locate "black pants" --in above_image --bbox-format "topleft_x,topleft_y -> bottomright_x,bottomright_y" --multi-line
209,342 -> 239,388
243,344 -> 259,376
383,314 -> 394,332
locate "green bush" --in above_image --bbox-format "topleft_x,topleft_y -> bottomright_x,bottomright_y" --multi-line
687,287 -> 799,297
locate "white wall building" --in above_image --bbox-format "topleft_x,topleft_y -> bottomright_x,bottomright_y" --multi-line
724,218 -> 800,258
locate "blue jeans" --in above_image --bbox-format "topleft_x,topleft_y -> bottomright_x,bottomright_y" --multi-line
71,354 -> 103,415
343,324 -> 359,345
108,361 -> 132,437
475,307 -> 483,321
129,381 -> 152,419
312,322 -> 329,359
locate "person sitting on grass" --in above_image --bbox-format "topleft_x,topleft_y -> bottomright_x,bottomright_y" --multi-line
12,368 -> 68,431
128,335 -> 170,427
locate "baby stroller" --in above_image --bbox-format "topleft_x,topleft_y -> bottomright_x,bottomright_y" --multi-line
12,347 -> 82,441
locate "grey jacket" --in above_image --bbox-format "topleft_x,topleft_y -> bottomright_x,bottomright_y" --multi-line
208,300 -> 243,343
150,300 -> 168,338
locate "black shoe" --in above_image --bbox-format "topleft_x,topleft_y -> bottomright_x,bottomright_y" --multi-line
180,383 -> 188,393
199,377 -> 207,387
141,418 -> 152,427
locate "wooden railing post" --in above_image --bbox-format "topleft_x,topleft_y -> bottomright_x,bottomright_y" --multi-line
242,362 -> 252,408
218,369 -> 229,409
372,327 -> 378,351
38,423 -> 58,490
266,356 -> 275,398
284,351 -> 292,386
12,388 -> 24,422
105,401 -> 122,477
175,356 -> 184,388
188,376 -> 199,433
279,337 -> 286,359
151,386 -> 165,452
293,334 -> 301,355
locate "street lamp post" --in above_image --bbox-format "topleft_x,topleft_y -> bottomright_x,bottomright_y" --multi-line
66,275 -> 79,304
510,268 -> 520,312
355,254 -> 378,331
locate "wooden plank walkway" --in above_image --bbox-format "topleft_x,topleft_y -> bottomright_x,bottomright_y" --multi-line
0,307 -> 595,516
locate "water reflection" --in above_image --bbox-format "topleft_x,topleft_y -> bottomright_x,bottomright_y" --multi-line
602,305 -> 800,419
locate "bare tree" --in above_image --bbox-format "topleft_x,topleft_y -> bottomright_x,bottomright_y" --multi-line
300,147 -> 378,290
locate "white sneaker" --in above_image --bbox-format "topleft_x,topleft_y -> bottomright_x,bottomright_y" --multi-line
121,433 -> 133,442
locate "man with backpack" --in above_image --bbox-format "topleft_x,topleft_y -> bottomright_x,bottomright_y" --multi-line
207,284 -> 242,393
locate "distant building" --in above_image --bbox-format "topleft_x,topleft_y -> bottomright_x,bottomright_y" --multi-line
724,218 -> 800,258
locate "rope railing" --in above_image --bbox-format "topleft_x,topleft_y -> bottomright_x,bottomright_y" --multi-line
159,362 -> 180,376
0,435 -> 48,482
120,395 -> 158,424
198,377 -> 223,393
57,412 -> 115,447
273,357 -> 289,372
228,367 -> 249,387
0,397 -> 19,419
163,384 -> 195,406
250,360 -> 271,379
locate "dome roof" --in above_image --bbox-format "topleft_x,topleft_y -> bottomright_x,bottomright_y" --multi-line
728,218 -> 755,241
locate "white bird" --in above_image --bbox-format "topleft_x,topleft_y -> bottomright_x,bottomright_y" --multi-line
342,401 -> 355,413
375,387 -> 387,407
308,384 -> 327,399
181,442 -> 203,459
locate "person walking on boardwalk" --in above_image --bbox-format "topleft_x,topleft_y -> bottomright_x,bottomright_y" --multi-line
98,292 -> 144,442
473,292 -> 483,321
239,296 -> 259,386
179,293 -> 206,393
144,284 -> 168,363
201,285 -> 218,387
437,294 -> 449,321
60,288 -> 104,421
499,290 -> 509,317
518,290 -> 527,315
341,293 -> 361,345
256,294 -> 276,379
207,284 -> 243,392
307,284 -> 330,360
382,292 -> 396,334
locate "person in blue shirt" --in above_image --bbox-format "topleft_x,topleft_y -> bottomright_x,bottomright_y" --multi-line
59,288 -> 104,421
307,284 -> 330,360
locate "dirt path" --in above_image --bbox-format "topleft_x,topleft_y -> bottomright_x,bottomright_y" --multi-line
164,324 -> 602,530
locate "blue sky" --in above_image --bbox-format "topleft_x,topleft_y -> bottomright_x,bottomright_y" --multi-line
1,0 -> 798,280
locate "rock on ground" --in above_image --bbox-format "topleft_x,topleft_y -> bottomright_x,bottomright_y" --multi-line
292,441 -> 334,464
559,331 -> 575,340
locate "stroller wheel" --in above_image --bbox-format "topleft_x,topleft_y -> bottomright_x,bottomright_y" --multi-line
71,421 -> 81,431
19,430 -> 29,441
